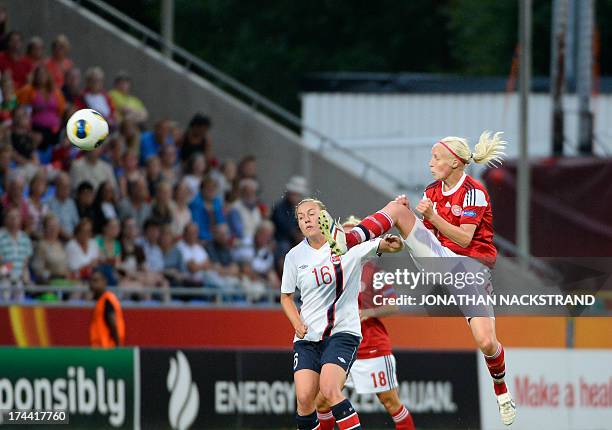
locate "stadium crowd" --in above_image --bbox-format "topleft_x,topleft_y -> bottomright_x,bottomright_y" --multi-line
0,28 -> 310,303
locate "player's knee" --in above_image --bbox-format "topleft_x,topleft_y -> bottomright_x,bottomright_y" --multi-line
315,392 -> 330,411
296,391 -> 316,412
318,382 -> 342,405
378,390 -> 401,413
475,332 -> 497,355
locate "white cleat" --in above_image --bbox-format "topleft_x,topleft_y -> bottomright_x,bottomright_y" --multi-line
318,210 -> 347,255
497,392 -> 517,426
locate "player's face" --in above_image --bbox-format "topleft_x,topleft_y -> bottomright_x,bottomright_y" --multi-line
429,144 -> 453,180
296,202 -> 322,239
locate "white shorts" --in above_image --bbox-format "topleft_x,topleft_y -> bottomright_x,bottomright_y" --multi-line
402,218 -> 495,319
344,354 -> 398,394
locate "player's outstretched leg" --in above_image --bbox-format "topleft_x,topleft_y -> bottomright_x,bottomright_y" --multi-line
377,389 -> 415,430
319,200 -> 415,255
470,317 -> 516,426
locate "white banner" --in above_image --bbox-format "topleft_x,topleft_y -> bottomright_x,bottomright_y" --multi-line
478,348 -> 612,430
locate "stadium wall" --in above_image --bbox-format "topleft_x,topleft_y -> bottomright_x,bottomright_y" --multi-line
1,306 -> 611,349
4,0 -> 391,215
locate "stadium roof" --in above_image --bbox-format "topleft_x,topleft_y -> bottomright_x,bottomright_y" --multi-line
300,72 -> 612,94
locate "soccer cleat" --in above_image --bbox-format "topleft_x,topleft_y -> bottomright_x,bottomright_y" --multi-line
318,210 -> 348,255
496,391 -> 517,426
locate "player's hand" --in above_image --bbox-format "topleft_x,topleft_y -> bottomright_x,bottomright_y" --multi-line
294,322 -> 308,339
394,194 -> 410,208
381,234 -> 404,253
416,198 -> 434,220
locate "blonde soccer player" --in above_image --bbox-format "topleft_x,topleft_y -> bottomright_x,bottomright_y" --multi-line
318,132 -> 517,426
281,199 -> 403,430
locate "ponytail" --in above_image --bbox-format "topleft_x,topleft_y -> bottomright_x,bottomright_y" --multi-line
439,131 -> 507,167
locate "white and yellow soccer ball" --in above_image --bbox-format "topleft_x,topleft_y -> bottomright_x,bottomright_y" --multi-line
66,108 -> 109,151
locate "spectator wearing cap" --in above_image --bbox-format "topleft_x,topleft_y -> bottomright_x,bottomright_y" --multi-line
0,31 -> 33,89
271,176 -> 308,252
108,72 -> 148,125
23,36 -> 44,70
189,175 -> 226,242
47,172 -> 79,239
140,119 -> 174,165
82,66 -> 116,125
0,208 -> 32,288
228,178 -> 262,244
45,34 -> 74,88
179,113 -> 213,164
70,146 -> 118,192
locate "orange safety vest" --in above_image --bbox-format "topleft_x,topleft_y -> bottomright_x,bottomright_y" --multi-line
90,291 -> 125,348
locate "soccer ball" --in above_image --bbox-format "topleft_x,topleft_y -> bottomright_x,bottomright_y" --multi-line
66,109 -> 109,151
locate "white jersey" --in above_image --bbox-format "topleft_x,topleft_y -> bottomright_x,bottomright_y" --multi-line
281,238 -> 381,342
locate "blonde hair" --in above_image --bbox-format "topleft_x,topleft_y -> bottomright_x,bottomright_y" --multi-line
295,198 -> 326,219
342,215 -> 362,227
439,131 -> 507,167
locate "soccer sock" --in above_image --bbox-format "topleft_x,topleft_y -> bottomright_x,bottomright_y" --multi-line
332,399 -> 361,430
317,409 -> 335,430
484,342 -> 508,395
346,211 -> 394,248
296,411 -> 320,430
391,405 -> 415,430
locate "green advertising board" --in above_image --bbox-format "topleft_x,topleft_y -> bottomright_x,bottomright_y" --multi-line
0,348 -> 136,429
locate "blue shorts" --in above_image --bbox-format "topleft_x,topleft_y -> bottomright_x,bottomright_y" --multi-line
293,333 -> 360,374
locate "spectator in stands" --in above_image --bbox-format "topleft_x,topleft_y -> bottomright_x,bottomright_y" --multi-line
11,104 -> 40,168
70,146 -> 117,191
248,220 -> 280,289
215,159 -> 238,201
26,169 -> 49,238
145,155 -> 163,197
159,224 -> 188,287
45,35 -> 74,88
138,218 -> 165,273
183,153 -> 206,198
82,66 -> 115,125
117,149 -> 144,198
104,133 -> 125,174
206,223 -> 240,278
89,269 -> 125,348
177,222 -> 213,285
95,217 -> 122,285
141,119 -> 174,165
151,180 -> 174,226
61,67 -> 84,118
31,214 -> 70,284
238,155 -> 257,180
189,175 -> 226,242
75,181 -> 95,221
271,176 -> 308,253
47,172 -> 79,240
0,144 -> 13,195
118,118 -> 140,156
118,217 -> 144,275
92,180 -> 119,234
159,143 -> 180,186
179,113 -> 212,163
0,70 -> 17,122
65,218 -> 99,280
228,178 -> 262,245
16,65 -> 66,153
24,36 -> 44,70
0,31 -> 32,89
1,171 -> 31,230
0,208 -> 32,288
108,72 -> 148,125
118,177 -> 152,229
171,179 -> 192,238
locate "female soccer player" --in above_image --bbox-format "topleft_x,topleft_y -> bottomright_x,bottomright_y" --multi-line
316,217 -> 415,430
281,199 -> 403,430
318,132 -> 517,426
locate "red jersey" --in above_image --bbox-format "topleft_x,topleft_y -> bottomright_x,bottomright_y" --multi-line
357,261 -> 394,359
423,173 -> 497,266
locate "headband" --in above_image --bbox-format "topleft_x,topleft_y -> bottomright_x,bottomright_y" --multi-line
438,141 -> 469,164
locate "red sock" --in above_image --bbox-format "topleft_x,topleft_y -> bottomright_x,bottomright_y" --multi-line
485,343 -> 508,395
391,405 -> 415,430
346,211 -> 394,248
317,409 -> 335,430
332,399 -> 361,429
